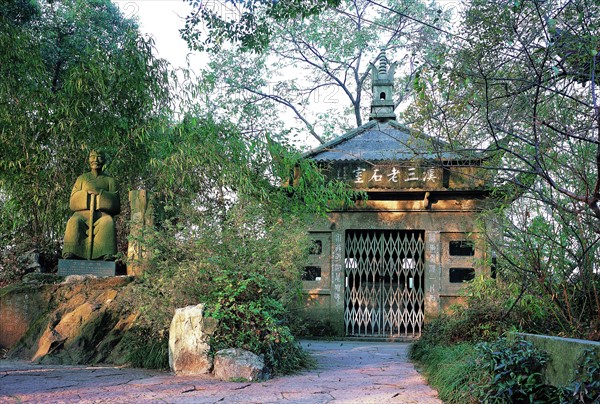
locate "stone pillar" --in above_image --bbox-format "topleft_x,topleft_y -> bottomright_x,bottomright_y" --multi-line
424,231 -> 441,320
127,190 -> 153,276
330,230 -> 345,334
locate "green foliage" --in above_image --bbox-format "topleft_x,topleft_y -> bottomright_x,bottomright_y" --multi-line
417,304 -> 509,347
414,332 -> 600,404
194,0 -> 449,144
119,120 -> 356,374
473,337 -> 558,403
122,328 -> 170,370
125,207 -> 315,374
194,218 -> 312,374
414,276 -> 597,403
124,220 -> 305,373
413,337 -> 557,404
206,280 -> 310,375
560,349 -> 600,404
413,275 -> 571,403
418,276 -> 558,347
410,342 -> 478,403
0,0 -> 40,23
1,1 -> 355,375
269,140 -> 361,214
407,0 -> 600,339
291,316 -> 340,338
484,198 -> 600,338
0,0 -> 172,274
182,0 -> 342,53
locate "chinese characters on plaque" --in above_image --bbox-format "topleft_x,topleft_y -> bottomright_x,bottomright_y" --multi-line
340,165 -> 444,190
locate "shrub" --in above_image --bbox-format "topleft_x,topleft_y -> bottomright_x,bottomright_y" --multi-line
473,337 -> 558,403
121,210 -> 314,375
419,275 -> 562,348
467,276 -> 558,335
88,120 -> 357,373
560,349 -> 600,403
290,315 -> 340,338
417,302 -> 511,346
202,263 -> 312,375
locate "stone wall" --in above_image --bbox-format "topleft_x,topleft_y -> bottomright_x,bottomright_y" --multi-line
303,198 -> 495,336
518,332 -> 600,387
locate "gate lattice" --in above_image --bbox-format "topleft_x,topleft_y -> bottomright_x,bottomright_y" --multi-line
344,230 -> 424,338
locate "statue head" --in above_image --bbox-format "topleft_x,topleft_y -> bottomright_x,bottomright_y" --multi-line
88,149 -> 106,172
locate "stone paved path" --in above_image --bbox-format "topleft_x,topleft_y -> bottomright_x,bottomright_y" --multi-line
0,340 -> 441,403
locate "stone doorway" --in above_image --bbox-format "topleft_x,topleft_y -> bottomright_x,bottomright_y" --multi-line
344,230 -> 425,338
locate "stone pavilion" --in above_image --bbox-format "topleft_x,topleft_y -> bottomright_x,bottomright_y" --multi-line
301,51 -> 498,339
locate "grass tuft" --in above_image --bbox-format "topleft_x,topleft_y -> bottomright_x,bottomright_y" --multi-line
411,342 -> 478,403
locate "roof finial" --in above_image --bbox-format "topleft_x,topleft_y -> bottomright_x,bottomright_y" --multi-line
369,48 -> 396,122
378,49 -> 389,75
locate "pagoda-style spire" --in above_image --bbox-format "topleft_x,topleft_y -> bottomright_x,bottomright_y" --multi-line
369,49 -> 397,122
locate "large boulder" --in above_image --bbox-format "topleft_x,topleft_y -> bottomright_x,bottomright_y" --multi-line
213,348 -> 268,382
168,303 -> 218,375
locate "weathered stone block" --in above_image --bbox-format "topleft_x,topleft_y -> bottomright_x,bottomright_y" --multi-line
213,348 -> 268,382
0,283 -> 53,349
127,190 -> 154,276
168,304 -> 218,375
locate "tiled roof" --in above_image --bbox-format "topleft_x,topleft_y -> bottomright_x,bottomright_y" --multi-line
304,120 -> 471,162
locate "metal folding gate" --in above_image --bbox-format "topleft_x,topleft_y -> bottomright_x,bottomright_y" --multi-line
344,230 -> 424,338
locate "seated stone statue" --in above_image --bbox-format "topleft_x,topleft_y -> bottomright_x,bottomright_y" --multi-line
62,150 -> 120,260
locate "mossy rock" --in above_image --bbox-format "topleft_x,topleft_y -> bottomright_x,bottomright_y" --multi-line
22,273 -> 64,285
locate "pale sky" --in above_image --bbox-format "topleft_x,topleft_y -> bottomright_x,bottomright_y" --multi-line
112,1 -> 204,69
112,0 -> 464,70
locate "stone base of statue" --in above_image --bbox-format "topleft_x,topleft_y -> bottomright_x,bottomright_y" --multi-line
58,259 -> 116,277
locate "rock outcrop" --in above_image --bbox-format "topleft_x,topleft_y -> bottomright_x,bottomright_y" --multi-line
3,275 -> 136,365
213,348 -> 268,382
168,303 -> 218,375
0,280 -> 54,349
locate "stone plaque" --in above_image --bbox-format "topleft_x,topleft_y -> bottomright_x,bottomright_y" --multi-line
58,259 -> 116,277
332,164 -> 444,190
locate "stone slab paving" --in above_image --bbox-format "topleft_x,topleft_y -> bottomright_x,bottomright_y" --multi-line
0,340 -> 441,403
